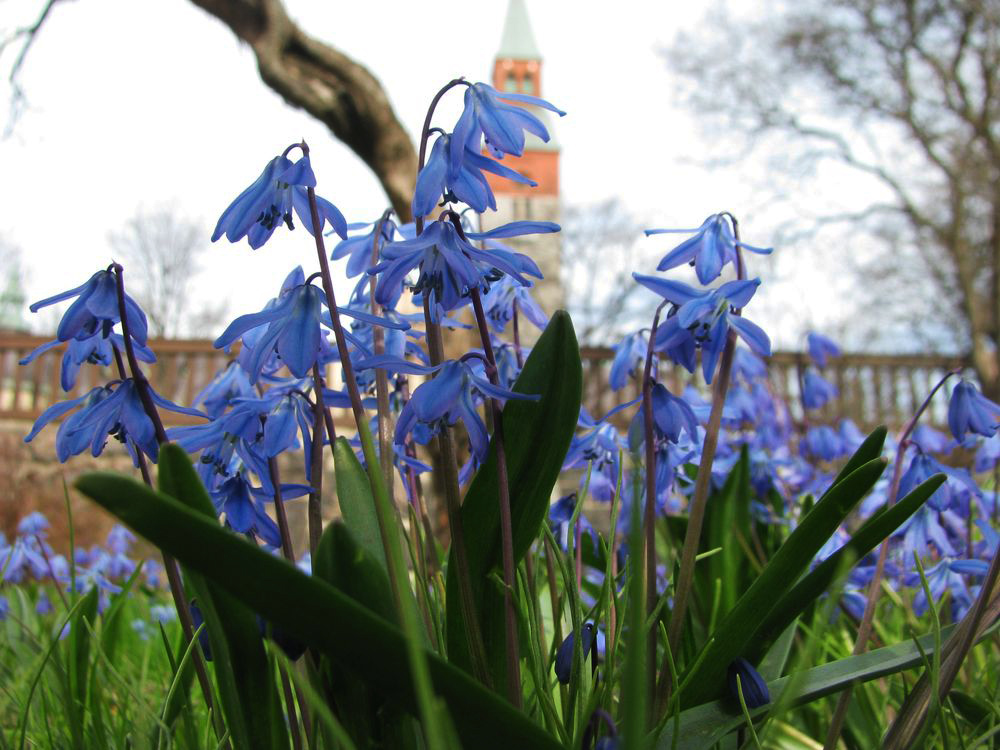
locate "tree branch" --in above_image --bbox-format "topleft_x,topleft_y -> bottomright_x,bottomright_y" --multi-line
188,0 -> 417,220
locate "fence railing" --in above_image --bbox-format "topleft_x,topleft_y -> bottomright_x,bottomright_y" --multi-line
580,346 -> 968,430
0,334 -> 969,430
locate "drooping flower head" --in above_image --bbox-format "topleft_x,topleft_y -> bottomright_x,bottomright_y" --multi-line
371,214 -> 555,319
801,369 -> 838,410
212,148 -> 348,250
215,266 -> 407,383
357,355 -> 537,465
646,214 -> 771,285
451,81 -> 565,165
633,274 -> 771,384
25,380 -> 204,464
27,270 -> 149,346
807,332 -> 841,369
947,379 -> 1000,442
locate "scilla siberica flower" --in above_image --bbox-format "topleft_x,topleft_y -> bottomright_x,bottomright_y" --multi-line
801,369 -> 838,410
25,380 -> 203,463
330,216 -> 403,278
609,331 -> 649,391
450,81 -> 565,165
727,658 -> 770,708
359,356 -> 537,464
371,215 -> 555,319
214,267 -> 407,383
20,332 -> 156,393
948,379 -> 1000,442
212,150 -> 348,250
646,214 -> 771,285
413,130 -> 538,218
555,621 -> 597,684
807,332 -> 841,369
27,270 -> 149,346
479,273 -> 548,334
633,275 -> 771,384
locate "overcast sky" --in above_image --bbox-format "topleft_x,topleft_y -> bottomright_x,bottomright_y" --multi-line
0,0 -> 888,348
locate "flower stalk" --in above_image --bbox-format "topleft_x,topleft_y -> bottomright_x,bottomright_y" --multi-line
470,285 -> 522,707
300,146 -> 445,748
661,214 -> 745,708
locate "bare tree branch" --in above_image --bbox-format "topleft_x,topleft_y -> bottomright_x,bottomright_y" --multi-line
1,0 -> 68,131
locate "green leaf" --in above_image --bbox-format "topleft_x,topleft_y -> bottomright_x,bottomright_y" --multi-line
658,621 -> 977,750
697,446 -> 752,624
446,310 -> 582,687
828,426 -> 887,491
681,457 -> 887,706
75,469 -> 561,750
66,586 -> 99,749
745,474 -> 946,665
333,437 -> 388,574
158,444 -> 289,750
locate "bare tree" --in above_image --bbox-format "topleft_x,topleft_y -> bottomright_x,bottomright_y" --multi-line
109,207 -> 227,338
561,199 -> 649,345
666,0 -> 1000,397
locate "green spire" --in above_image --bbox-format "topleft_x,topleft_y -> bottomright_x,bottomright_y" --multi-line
497,0 -> 541,60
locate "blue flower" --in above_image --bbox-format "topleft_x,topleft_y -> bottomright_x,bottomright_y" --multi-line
633,275 -> 771,384
554,621 -> 596,685
633,383 -> 699,445
548,493 -> 598,553
215,270 -> 408,383
479,274 -> 548,334
451,82 -> 565,165
910,424 -> 952,455
212,152 -> 348,250
801,369 -> 838,410
947,379 -> 1000,442
413,131 -> 536,217
802,425 -> 846,462
371,217 -> 554,319
727,658 -> 770,708
563,421 -> 628,502
191,361 -> 256,419
731,347 -> 768,383
380,358 -> 538,464
25,380 -> 203,463
330,216 -> 402,278
20,332 -> 156,393
904,557 -> 989,619
645,214 -> 771,285
807,332 -> 840,368
210,472 -> 284,548
27,270 -> 149,346
609,331 -> 649,391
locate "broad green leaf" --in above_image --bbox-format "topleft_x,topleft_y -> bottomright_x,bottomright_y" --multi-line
745,474 -> 946,665
697,446 -> 752,624
333,437 -> 388,574
446,310 -> 582,687
681,457 -> 887,706
312,521 -> 415,749
658,621 -> 980,749
158,444 -> 289,750
75,469 -> 561,750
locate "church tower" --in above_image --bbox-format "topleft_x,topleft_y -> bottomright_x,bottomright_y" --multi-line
481,0 -> 564,318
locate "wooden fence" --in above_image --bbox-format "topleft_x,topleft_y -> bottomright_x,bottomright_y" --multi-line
0,334 -> 969,430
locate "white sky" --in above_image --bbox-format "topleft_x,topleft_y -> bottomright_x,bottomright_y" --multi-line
0,0 -> 892,349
